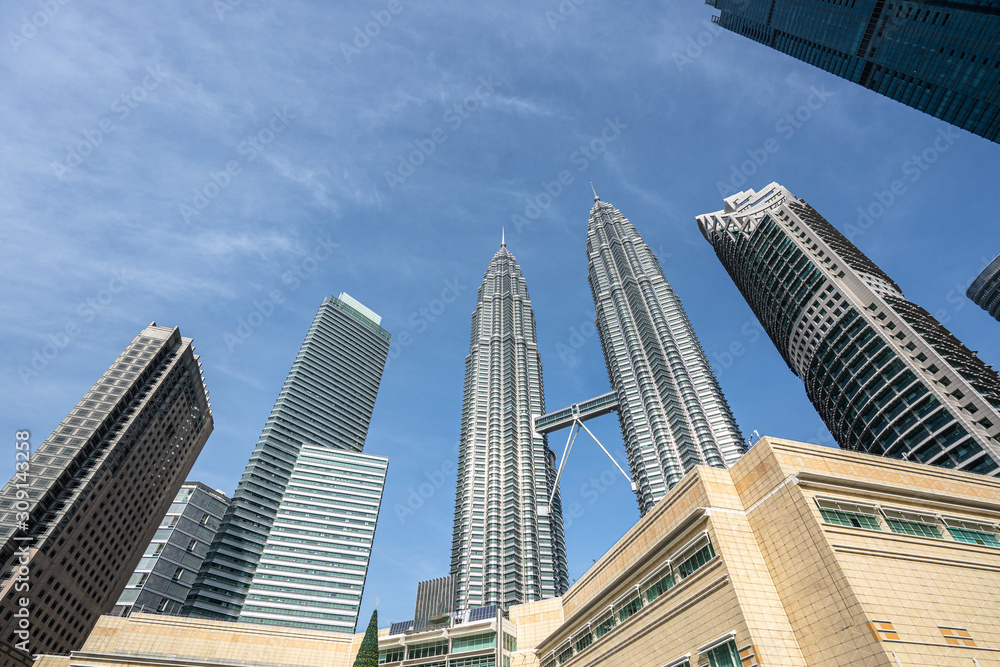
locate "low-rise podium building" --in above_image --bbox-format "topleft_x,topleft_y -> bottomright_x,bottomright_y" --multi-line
37,437 -> 1000,667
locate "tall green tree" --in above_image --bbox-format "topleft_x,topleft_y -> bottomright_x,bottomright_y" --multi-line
352,609 -> 379,667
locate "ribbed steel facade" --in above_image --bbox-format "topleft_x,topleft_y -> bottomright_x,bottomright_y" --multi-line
183,294 -> 390,630
450,242 -> 568,610
698,182 -> 1000,475
968,254 -> 1000,322
706,0 -> 1000,143
587,197 -> 745,515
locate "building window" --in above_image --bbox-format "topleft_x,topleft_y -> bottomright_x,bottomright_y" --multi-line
573,631 -> 593,653
868,620 -> 900,641
939,627 -> 976,646
557,644 -> 574,664
881,508 -> 943,539
615,592 -> 643,623
503,632 -> 517,652
677,542 -> 716,579
407,640 -> 448,659
705,640 -> 742,667
943,518 -> 1000,547
450,656 -> 495,667
815,498 -> 882,530
378,647 -> 404,664
644,567 -> 676,602
592,611 -> 616,639
452,632 -> 497,653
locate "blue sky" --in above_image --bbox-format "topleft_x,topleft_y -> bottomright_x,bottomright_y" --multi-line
2,0 -> 999,631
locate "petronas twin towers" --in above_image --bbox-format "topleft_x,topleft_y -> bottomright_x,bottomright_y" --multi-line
451,194 -> 744,609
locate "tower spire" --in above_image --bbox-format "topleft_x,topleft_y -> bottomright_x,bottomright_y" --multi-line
501,226 -> 506,247
591,182 -> 600,202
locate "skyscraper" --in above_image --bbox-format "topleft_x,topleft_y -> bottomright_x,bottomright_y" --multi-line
111,482 -> 229,617
184,293 -> 391,632
451,238 -> 569,611
0,324 -> 213,666
698,182 -> 1000,474
705,0 -> 1000,143
968,254 -> 1000,322
587,193 -> 745,515
239,445 -> 387,632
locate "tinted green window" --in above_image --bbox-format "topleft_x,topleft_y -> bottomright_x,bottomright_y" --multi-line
706,640 -> 741,667
947,526 -> 1000,547
453,632 -> 497,653
408,640 -> 448,659
593,613 -> 616,638
819,508 -> 881,530
645,569 -> 676,602
574,632 -> 593,653
677,542 -> 716,579
378,647 -> 404,664
885,518 -> 942,539
617,594 -> 643,623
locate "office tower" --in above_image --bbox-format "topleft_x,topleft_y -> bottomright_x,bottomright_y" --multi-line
586,193 -> 745,515
968,254 -> 1000,322
698,182 -> 1000,474
240,445 -> 387,632
111,482 -> 229,617
705,0 -> 1000,143
450,238 -> 569,611
184,293 -> 391,632
0,324 -> 213,666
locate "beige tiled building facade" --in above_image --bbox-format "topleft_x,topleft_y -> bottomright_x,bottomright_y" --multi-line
39,437 -> 1000,666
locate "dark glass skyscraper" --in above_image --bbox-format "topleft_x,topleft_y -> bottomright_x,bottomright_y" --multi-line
587,194 -> 745,515
968,254 -> 1000,322
698,182 -> 1000,475
183,293 -> 390,632
0,324 -> 213,666
706,0 -> 1000,143
451,239 -> 569,610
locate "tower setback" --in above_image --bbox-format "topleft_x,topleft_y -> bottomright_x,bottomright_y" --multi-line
450,240 -> 569,610
587,194 -> 746,515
